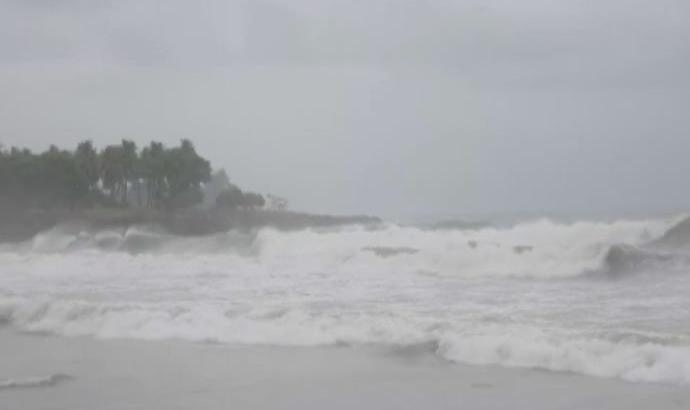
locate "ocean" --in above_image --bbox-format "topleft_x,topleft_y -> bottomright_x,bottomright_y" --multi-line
1,214 -> 690,389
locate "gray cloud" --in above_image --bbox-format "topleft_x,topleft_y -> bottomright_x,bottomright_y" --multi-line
1,0 -> 689,219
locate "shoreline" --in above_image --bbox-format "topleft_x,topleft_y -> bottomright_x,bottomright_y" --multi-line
0,208 -> 382,243
1,330 -> 688,410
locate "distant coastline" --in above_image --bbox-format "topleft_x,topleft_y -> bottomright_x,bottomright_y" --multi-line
1,139 -> 380,242
0,208 -> 382,243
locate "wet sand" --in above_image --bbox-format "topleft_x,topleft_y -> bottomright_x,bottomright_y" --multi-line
0,330 -> 688,410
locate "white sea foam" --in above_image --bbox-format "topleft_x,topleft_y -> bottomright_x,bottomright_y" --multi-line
0,374 -> 73,390
1,216 -> 690,384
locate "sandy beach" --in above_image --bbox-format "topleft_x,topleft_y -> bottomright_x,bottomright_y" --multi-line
1,330 -> 688,410
3,0 -> 690,407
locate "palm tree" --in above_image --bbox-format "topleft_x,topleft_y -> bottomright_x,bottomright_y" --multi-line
100,145 -> 125,204
74,140 -> 100,195
162,139 -> 211,209
120,139 -> 138,205
140,141 -> 167,208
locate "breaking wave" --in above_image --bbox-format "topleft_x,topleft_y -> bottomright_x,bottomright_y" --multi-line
1,215 -> 683,278
2,297 -> 690,384
2,215 -> 690,384
0,374 -> 73,391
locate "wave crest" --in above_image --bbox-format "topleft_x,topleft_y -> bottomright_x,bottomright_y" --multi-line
3,297 -> 690,384
2,216 -> 681,279
2,215 -> 690,386
0,374 -> 73,391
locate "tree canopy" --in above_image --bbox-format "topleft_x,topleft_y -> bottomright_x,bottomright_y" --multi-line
215,184 -> 266,210
0,139 -> 212,211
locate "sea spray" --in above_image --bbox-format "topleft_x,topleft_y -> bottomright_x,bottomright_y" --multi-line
2,216 -> 690,384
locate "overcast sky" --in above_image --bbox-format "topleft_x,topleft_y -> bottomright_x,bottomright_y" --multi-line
1,0 -> 689,220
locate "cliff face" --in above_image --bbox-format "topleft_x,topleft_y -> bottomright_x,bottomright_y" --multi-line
0,208 -> 381,243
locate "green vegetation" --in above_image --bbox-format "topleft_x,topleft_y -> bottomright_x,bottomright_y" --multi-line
216,186 -> 266,209
206,168 -> 269,210
0,140 -> 385,243
0,139 -> 218,211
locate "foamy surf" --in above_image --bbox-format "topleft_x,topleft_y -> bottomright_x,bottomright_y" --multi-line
1,215 -> 690,384
0,374 -> 73,391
